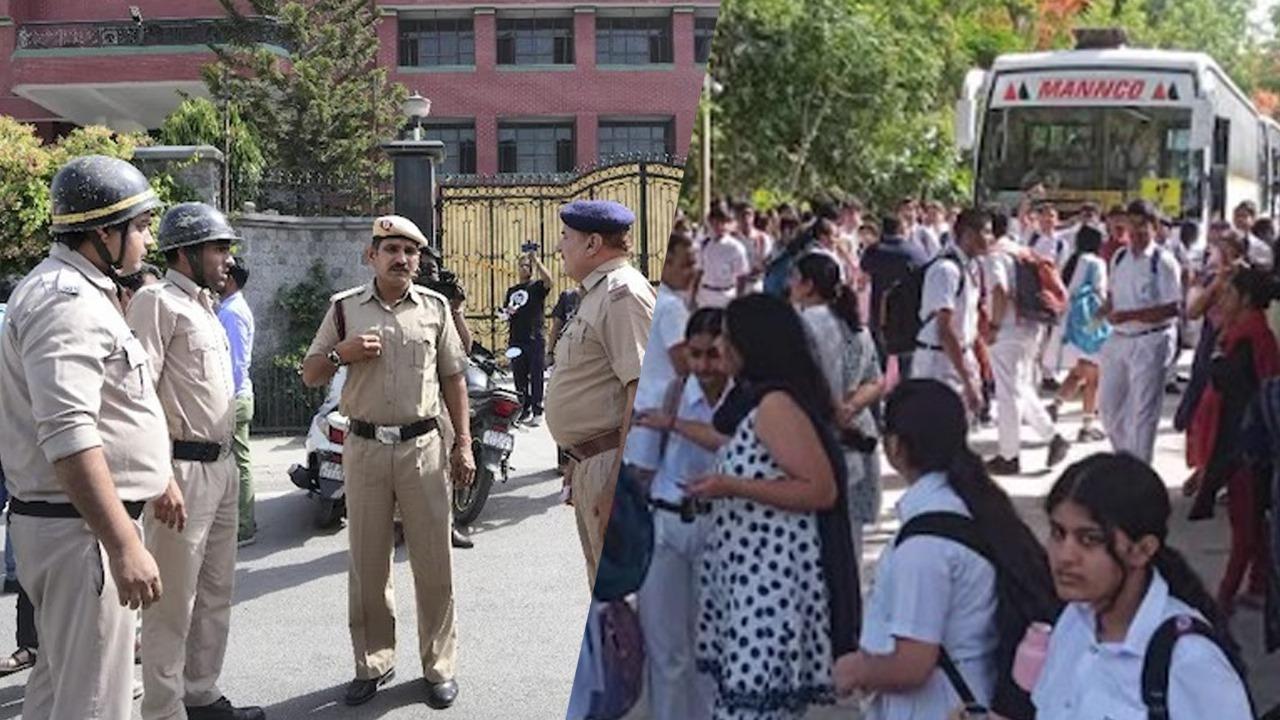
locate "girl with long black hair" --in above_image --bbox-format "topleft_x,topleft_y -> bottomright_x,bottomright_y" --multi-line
835,379 -> 1048,719
1033,453 -> 1252,719
1050,224 -> 1109,442
790,252 -> 884,564
687,294 -> 859,720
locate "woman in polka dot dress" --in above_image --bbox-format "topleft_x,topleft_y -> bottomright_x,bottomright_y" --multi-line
687,295 -> 859,720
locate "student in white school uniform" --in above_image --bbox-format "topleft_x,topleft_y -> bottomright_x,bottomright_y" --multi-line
1032,453 -> 1253,720
623,231 -> 697,479
913,207 -> 992,415
630,308 -> 727,720
1027,202 -> 1072,389
1099,200 -> 1182,464
694,202 -> 750,309
982,230 -> 1071,475
835,379 -> 1048,720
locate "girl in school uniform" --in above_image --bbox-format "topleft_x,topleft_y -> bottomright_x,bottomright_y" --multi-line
1033,453 -> 1253,720
834,379 -> 1047,719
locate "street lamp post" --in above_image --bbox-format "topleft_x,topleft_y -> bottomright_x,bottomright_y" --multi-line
382,92 -> 446,257
701,74 -> 723,221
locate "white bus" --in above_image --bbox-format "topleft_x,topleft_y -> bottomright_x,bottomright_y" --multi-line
956,30 -> 1280,224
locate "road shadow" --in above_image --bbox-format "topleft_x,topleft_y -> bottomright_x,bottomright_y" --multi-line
234,549 -> 349,605
0,684 -> 25,720
465,469 -> 564,534
263,679 -> 441,719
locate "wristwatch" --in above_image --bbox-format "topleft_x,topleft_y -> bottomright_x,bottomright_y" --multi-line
327,348 -> 345,367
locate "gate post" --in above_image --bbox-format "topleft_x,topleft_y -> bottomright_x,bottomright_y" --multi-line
638,162 -> 650,272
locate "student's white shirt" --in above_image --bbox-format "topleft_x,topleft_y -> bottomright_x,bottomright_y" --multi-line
648,377 -> 718,505
985,244 -> 1040,343
1109,242 -> 1182,335
1028,229 -> 1072,267
1246,232 -> 1274,269
908,225 -> 939,259
861,472 -> 1000,720
622,283 -> 688,470
917,247 -> 979,350
1033,570 -> 1252,720
696,235 -> 749,308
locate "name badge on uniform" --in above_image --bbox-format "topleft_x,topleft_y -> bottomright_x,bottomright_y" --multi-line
56,269 -> 81,296
123,335 -> 147,370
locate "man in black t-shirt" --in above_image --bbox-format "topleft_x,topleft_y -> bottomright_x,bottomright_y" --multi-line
502,250 -> 553,424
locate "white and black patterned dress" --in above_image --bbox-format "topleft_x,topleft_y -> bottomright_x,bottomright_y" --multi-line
695,408 -> 835,720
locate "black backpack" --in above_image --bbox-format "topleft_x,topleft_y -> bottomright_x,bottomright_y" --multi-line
1141,614 -> 1264,720
880,254 -> 962,356
894,512 -> 1061,720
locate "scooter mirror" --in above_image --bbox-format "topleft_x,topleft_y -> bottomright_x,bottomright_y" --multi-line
505,347 -> 524,360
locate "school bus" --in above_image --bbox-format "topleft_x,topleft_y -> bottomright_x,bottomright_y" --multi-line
956,29 -> 1280,223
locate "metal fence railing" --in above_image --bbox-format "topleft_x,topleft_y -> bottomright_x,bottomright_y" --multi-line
251,364 -> 327,435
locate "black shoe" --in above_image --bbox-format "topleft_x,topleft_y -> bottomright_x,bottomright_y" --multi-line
425,678 -> 459,709
451,528 -> 474,549
345,668 -> 395,706
985,456 -> 1021,476
1077,426 -> 1106,443
1047,434 -> 1070,468
526,413 -> 542,428
1,578 -> 17,595
185,696 -> 266,720
1165,381 -> 1182,395
1040,378 -> 1061,392
517,408 -> 533,424
1046,402 -> 1060,423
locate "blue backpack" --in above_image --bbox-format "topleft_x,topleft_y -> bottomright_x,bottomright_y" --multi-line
1064,261 -> 1111,355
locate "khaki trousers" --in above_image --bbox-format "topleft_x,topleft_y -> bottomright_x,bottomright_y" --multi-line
11,514 -> 138,720
345,431 -> 456,682
142,456 -> 239,719
570,449 -> 618,592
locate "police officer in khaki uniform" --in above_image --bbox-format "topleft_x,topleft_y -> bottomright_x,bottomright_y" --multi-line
127,203 -> 265,720
302,215 -> 473,709
0,155 -> 170,719
545,200 -> 655,591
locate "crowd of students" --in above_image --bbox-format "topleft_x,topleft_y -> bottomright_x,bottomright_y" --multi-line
608,193 -> 1280,719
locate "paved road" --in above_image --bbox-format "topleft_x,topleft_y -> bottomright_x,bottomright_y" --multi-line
0,419 -> 588,719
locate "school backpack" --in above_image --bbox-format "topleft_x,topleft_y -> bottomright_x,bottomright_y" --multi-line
895,512 -> 1062,720
880,254 -> 963,356
593,463 -> 654,603
1064,261 -> 1111,355
586,600 -> 645,720
1012,251 -> 1068,324
1141,614 -> 1265,720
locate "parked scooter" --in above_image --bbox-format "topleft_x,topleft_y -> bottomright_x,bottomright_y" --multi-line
288,367 -> 349,529
453,345 -> 523,526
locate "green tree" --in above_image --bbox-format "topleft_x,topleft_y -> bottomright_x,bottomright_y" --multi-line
159,96 -> 267,209
204,0 -> 407,213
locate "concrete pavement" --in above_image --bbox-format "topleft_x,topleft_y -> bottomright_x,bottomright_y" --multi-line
0,419 -> 588,719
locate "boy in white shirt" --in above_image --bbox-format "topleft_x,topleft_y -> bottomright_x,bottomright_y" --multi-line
694,202 -> 749,309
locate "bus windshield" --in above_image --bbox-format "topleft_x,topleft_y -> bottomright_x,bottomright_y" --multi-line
976,105 -> 1198,215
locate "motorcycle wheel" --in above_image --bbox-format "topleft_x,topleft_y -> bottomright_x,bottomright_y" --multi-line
315,497 -> 346,530
453,458 -> 493,527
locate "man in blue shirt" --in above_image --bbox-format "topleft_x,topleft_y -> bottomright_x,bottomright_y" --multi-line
218,263 -> 257,546
860,216 -> 928,373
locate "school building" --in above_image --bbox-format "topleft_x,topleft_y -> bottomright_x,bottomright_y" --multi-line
0,0 -> 717,175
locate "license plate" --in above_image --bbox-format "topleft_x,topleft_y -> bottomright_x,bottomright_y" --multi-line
319,461 -> 344,481
482,430 -> 514,453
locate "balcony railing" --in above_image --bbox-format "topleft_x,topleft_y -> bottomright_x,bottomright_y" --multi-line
16,17 -> 289,51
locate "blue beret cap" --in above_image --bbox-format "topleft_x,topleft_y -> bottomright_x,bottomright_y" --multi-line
559,200 -> 635,234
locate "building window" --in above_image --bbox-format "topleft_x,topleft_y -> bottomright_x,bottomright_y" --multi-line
498,123 -> 575,173
496,15 -> 574,65
598,120 -> 674,160
694,16 -> 717,64
398,16 -> 474,67
596,15 -> 673,65
429,123 -> 477,175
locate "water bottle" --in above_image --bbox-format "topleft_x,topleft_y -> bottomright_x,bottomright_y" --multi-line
1012,622 -> 1052,692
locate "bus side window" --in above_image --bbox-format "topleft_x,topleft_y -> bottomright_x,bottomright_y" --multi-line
1211,118 -> 1230,219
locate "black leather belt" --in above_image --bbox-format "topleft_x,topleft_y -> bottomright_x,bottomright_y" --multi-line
649,497 -> 709,523
1115,324 -> 1174,339
11,498 -> 145,521
173,440 -> 229,463
350,418 -> 439,444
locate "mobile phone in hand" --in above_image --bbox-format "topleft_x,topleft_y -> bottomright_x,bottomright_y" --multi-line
521,242 -> 539,253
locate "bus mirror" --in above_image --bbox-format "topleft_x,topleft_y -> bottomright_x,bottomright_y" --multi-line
955,69 -> 988,152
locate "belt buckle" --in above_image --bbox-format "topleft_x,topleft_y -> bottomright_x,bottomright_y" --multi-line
375,426 -> 400,445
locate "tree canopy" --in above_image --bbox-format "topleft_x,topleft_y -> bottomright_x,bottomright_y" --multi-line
698,0 -> 1275,212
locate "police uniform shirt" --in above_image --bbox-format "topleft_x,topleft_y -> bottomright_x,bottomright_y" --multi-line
126,270 -> 235,444
1109,243 -> 1181,334
1032,570 -> 1252,720
0,243 -> 169,503
305,282 -> 467,426
545,257 -> 655,449
917,247 -> 979,350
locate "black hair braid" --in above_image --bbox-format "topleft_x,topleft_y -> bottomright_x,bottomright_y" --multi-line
1153,545 -> 1247,676
796,252 -> 862,333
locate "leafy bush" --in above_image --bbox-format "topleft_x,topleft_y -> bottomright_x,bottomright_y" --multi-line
159,96 -> 266,209
272,258 -> 334,370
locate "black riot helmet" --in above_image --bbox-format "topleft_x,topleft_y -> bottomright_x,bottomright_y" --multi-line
157,202 -> 239,290
49,155 -> 162,281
